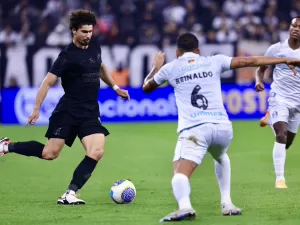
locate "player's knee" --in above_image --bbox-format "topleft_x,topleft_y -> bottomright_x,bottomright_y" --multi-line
42,147 -> 61,160
275,132 -> 287,144
87,147 -> 104,161
172,173 -> 189,185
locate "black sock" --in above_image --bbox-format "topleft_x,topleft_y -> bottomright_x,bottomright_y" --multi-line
8,141 -> 44,158
68,156 -> 98,192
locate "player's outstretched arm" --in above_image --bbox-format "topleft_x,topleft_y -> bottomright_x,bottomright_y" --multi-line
230,56 -> 300,74
27,72 -> 57,125
100,63 -> 130,100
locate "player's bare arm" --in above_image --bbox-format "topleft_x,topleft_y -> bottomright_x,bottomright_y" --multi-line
27,72 -> 57,125
143,51 -> 166,93
100,63 -> 130,100
255,65 -> 268,92
231,56 -> 300,74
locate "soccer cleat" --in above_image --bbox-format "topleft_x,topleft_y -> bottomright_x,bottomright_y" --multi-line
159,208 -> 196,222
57,192 -> 85,205
0,137 -> 12,157
275,180 -> 288,189
260,111 -> 270,127
222,203 -> 242,216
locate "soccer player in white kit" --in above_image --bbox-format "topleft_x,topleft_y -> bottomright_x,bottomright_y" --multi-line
255,17 -> 300,189
143,33 -> 300,222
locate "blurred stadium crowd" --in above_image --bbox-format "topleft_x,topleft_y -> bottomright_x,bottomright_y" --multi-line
0,0 -> 297,48
0,0 -> 299,88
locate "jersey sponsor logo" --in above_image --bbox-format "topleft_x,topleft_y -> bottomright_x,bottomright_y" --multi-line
175,72 -> 213,85
276,54 -> 300,73
82,72 -> 100,83
178,62 -> 212,73
276,63 -> 300,73
190,111 -> 223,119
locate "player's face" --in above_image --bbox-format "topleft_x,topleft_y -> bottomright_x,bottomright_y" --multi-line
289,18 -> 300,40
74,25 -> 93,46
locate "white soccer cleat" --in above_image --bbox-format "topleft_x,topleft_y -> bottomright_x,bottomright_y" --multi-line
57,192 -> 85,205
159,208 -> 196,222
0,137 -> 11,157
221,203 -> 242,216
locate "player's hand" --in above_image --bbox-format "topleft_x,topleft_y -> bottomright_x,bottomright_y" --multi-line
255,82 -> 264,92
152,51 -> 166,69
116,88 -> 130,101
286,59 -> 300,75
26,109 -> 40,126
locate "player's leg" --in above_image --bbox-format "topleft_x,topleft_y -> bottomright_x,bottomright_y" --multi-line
270,108 -> 299,189
0,112 -> 75,160
160,125 -> 211,222
272,120 -> 288,188
58,118 -> 109,205
0,137 -> 64,160
209,123 -> 241,216
159,159 -> 197,222
68,133 -> 105,193
269,101 -> 290,188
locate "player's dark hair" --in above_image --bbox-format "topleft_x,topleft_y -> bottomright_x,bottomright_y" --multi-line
176,33 -> 199,52
69,9 -> 97,31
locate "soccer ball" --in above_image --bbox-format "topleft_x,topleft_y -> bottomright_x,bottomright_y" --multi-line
110,179 -> 136,204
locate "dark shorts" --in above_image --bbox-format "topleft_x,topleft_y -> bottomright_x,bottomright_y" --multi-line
45,111 -> 109,147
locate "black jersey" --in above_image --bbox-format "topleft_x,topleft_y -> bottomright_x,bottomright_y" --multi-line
49,42 -> 102,118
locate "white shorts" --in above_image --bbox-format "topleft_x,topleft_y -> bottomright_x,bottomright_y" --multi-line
268,93 -> 300,133
173,123 -> 233,165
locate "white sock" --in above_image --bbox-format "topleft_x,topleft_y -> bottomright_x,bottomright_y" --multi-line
214,153 -> 232,205
273,142 -> 286,182
172,173 -> 192,210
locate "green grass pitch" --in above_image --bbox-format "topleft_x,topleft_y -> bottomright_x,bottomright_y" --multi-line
1,121 -> 300,225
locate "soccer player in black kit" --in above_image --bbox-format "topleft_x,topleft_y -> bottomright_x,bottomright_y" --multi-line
0,10 -> 130,205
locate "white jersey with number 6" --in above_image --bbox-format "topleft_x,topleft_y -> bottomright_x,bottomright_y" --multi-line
153,52 -> 232,133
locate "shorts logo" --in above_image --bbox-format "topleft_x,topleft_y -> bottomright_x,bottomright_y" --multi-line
272,111 -> 278,118
54,127 -> 62,136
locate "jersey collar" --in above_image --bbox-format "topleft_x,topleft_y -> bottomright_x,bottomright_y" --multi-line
284,38 -> 300,50
179,52 -> 200,59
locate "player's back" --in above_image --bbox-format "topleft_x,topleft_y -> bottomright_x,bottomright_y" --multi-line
266,40 -> 300,107
50,42 -> 102,118
154,52 -> 232,133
